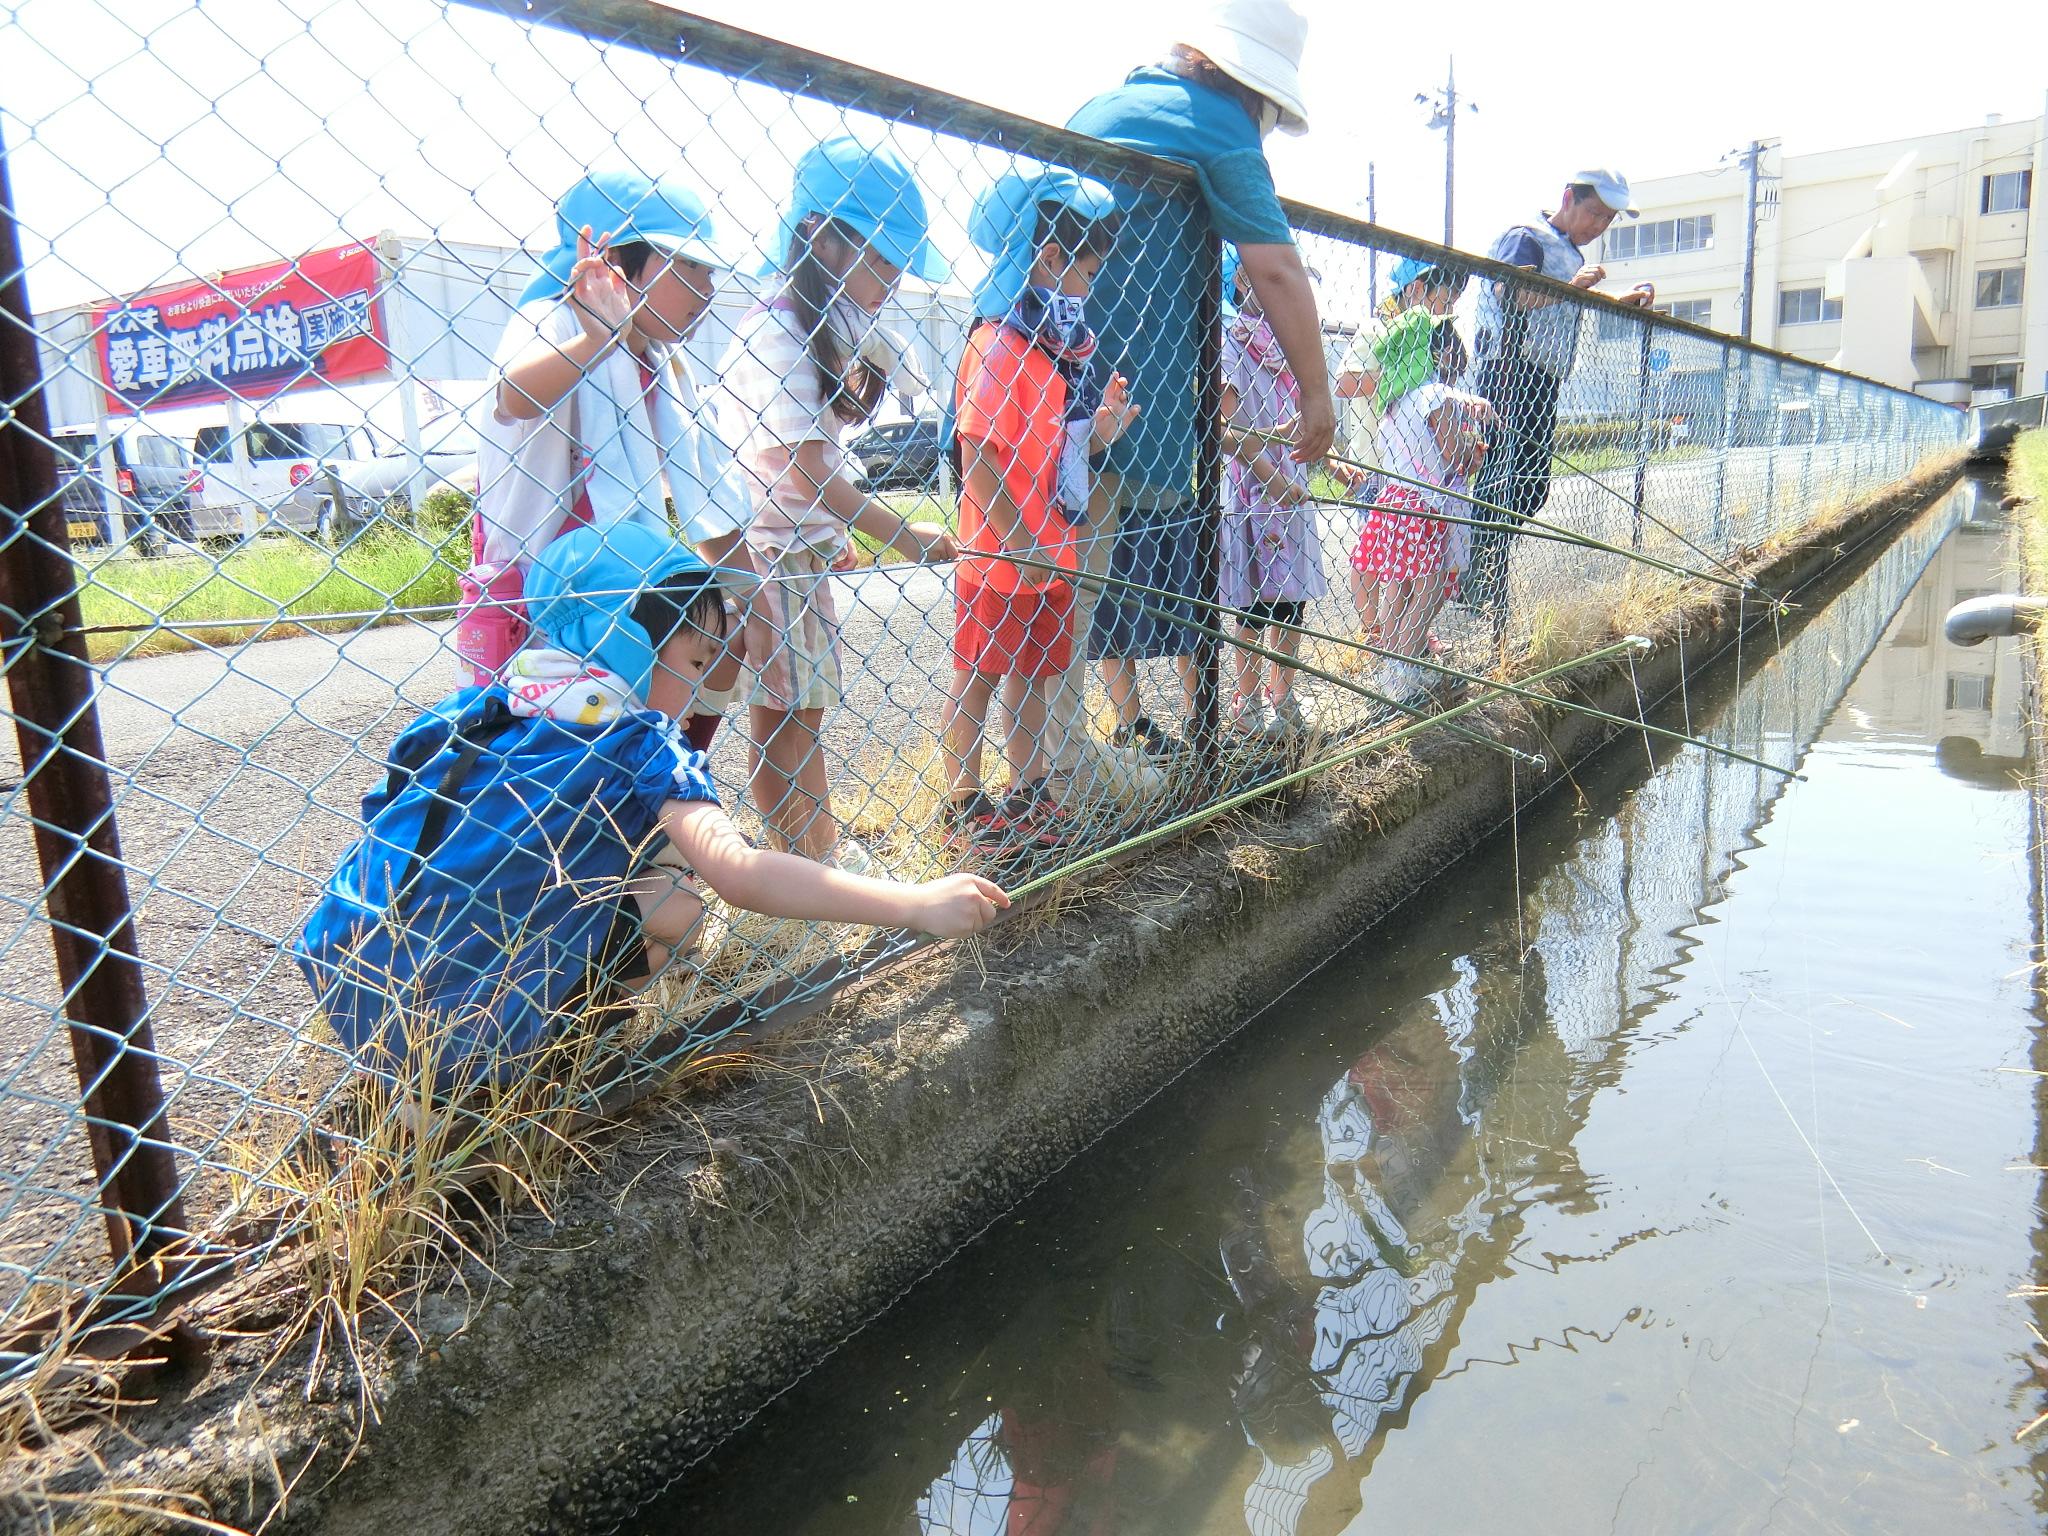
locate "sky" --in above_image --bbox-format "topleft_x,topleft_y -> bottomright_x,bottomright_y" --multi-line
5,0 -> 2046,318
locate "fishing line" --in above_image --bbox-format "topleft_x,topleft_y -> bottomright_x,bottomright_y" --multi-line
989,549 -> 1802,782
1004,637 -> 1651,903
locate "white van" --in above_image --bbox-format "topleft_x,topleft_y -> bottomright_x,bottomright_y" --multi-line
189,416 -> 479,540
190,419 -> 371,540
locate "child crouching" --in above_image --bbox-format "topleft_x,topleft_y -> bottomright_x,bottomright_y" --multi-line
298,523 -> 1006,1088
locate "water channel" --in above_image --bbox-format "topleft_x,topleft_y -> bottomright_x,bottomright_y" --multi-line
639,477 -> 2046,1534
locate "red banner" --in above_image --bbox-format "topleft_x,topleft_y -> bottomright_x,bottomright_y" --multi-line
92,242 -> 390,412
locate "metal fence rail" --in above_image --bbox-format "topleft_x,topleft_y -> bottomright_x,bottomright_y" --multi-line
0,0 -> 1963,1374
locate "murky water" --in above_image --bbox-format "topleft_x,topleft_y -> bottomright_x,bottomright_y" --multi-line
638,478 -> 2047,1535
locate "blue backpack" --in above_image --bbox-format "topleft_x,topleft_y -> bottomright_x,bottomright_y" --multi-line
295,685 -> 688,1087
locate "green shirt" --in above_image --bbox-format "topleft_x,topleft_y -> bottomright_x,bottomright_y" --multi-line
1367,308 -> 1436,410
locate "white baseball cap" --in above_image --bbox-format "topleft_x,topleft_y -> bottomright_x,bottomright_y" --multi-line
1176,0 -> 1311,135
1568,169 -> 1640,217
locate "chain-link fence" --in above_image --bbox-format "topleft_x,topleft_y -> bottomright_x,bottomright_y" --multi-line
0,0 -> 1964,1376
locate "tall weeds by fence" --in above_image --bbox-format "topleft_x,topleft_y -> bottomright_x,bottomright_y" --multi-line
0,0 -> 1964,1394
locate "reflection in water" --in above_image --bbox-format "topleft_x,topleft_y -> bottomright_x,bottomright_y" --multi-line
1222,490 -> 1980,1534
645,480 -> 2044,1536
1228,958 -> 1490,1534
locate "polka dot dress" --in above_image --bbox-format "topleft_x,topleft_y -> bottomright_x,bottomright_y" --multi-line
1351,483 -> 1450,583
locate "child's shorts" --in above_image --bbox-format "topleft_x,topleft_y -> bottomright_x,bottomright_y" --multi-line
954,579 -> 1074,679
744,545 -> 841,713
1351,484 -> 1449,584
1233,598 -> 1306,627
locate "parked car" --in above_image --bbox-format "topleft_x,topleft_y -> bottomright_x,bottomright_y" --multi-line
191,420 -> 363,540
849,414 -> 943,493
50,421 -> 200,554
336,419 -> 479,512
189,418 -> 475,541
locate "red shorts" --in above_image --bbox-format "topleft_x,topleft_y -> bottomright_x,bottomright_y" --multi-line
953,580 -> 1074,679
1351,483 -> 1450,583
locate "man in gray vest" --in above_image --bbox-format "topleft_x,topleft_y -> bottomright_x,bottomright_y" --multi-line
1464,171 -> 1654,628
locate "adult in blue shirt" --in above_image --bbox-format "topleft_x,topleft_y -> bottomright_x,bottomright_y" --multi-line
1056,0 -> 1334,761
1465,171 -> 1656,629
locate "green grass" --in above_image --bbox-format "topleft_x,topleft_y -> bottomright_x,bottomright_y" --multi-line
77,522 -> 466,662
2013,429 -> 2048,611
848,489 -> 958,567
2011,427 -> 2048,509
1553,442 -> 1712,474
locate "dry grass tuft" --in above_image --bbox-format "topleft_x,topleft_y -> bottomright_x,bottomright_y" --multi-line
0,1311 -> 248,1534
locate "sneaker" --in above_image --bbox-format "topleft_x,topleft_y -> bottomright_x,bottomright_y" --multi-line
1266,692 -> 1310,737
1224,692 -> 1272,737
824,833 -> 884,876
1378,661 -> 1430,708
1111,714 -> 1183,759
1003,779 -> 1071,848
941,793 -> 1014,852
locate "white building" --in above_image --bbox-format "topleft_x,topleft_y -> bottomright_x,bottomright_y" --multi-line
1597,101 -> 2048,401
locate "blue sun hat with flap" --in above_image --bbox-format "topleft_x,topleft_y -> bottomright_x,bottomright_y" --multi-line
525,524 -> 758,702
1220,242 -> 1244,319
968,166 -> 1119,317
520,171 -> 735,305
761,136 -> 949,283
1389,254 -> 1470,297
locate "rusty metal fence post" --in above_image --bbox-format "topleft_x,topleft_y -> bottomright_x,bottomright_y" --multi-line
0,125 -> 187,1280
1192,229 -> 1224,791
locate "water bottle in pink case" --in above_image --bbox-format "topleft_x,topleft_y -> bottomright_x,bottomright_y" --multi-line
453,561 -> 529,688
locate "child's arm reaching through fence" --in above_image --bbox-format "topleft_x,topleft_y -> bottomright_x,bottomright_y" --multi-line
662,799 -> 1008,936
769,439 -> 958,565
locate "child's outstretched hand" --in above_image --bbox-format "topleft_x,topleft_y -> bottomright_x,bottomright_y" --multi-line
1093,373 -> 1140,448
568,225 -> 634,345
895,520 -> 958,564
911,873 -> 1010,937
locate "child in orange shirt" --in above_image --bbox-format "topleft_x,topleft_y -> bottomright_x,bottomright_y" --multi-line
941,169 -> 1136,851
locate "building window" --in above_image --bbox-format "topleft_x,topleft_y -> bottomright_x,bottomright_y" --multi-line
1596,306 -> 1644,341
1656,298 -> 1713,327
1969,361 -> 2021,394
1975,267 -> 2026,308
1945,673 -> 1991,712
1981,168 -> 2033,214
1777,287 -> 1842,325
1605,214 -> 1715,262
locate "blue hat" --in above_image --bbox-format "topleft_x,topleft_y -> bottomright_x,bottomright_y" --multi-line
525,524 -> 756,702
520,172 -> 734,305
760,137 -> 948,284
1388,255 -> 1469,296
968,167 -> 1118,316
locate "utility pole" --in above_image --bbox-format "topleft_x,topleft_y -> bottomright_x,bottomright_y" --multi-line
1418,60 -> 1476,248
1442,61 -> 1456,246
1736,139 -> 1764,342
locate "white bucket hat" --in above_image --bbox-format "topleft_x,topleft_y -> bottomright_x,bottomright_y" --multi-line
1176,0 -> 1311,136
